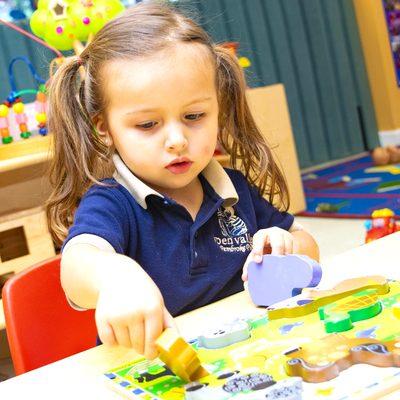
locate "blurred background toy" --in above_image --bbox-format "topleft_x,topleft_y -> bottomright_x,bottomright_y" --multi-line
364,208 -> 400,243
371,145 -> 400,165
30,0 -> 125,52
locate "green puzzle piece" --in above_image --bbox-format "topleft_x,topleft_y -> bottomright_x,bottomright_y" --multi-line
319,289 -> 382,333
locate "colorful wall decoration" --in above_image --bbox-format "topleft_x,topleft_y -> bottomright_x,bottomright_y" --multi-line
383,0 -> 400,86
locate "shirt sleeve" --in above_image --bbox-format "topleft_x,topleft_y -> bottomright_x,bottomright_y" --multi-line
248,182 -> 294,231
62,184 -> 134,255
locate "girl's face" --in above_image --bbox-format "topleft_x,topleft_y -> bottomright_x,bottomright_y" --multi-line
96,43 -> 219,195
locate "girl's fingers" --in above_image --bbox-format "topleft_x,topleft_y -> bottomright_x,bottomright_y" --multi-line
269,231 -> 285,255
241,253 -> 253,281
144,308 -> 163,359
129,317 -> 145,355
114,325 -> 132,349
284,234 -> 293,254
251,230 -> 270,262
96,319 -> 117,346
163,308 -> 177,330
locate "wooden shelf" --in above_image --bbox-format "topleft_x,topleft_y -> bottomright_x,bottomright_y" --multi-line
0,135 -> 52,173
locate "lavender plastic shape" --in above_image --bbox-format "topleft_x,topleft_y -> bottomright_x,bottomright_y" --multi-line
247,254 -> 322,307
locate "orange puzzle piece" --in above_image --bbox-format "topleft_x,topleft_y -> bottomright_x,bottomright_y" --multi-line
155,328 -> 209,382
284,334 -> 400,383
267,275 -> 389,320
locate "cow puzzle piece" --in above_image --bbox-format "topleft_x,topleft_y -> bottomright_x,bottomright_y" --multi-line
197,319 -> 251,349
155,328 -> 209,382
247,254 -> 322,307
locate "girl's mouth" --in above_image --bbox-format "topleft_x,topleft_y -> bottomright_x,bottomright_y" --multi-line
165,160 -> 193,174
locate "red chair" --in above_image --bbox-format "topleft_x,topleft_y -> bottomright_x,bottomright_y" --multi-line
2,255 -> 97,375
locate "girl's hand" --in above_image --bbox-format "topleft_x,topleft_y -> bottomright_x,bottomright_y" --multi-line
95,265 -> 176,359
242,227 -> 294,281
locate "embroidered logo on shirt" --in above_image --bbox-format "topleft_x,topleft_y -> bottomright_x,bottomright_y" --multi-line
214,207 -> 252,253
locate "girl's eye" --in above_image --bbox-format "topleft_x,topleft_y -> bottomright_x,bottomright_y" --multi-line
137,121 -> 157,130
185,112 -> 205,121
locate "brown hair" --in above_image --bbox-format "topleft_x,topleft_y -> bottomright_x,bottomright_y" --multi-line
46,1 -> 289,245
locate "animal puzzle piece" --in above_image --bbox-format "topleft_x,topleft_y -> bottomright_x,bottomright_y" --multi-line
155,328 -> 209,382
247,254 -> 322,306
284,334 -> 400,383
184,371 -> 303,400
197,319 -> 250,349
319,289 -> 382,333
267,275 -> 389,320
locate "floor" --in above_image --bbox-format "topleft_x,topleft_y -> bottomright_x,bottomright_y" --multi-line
0,216 -> 366,381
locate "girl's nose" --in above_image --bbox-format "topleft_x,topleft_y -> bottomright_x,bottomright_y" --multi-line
165,125 -> 188,153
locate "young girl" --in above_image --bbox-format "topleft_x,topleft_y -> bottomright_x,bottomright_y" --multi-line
46,2 -> 319,360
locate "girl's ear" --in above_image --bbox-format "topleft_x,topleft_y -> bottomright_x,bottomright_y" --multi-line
93,114 -> 113,147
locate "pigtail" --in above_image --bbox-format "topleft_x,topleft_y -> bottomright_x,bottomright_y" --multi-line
46,56 -> 111,245
214,46 -> 290,211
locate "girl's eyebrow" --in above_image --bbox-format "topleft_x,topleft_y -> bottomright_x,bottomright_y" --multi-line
124,97 -> 212,116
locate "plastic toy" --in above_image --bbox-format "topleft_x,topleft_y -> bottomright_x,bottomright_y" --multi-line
364,208 -> 400,243
247,254 -> 322,307
1,56 -> 48,143
318,289 -> 382,333
267,275 -> 389,320
155,328 -> 209,383
30,0 -> 125,52
104,277 -> 400,399
285,334 -> 400,383
197,319 -> 250,349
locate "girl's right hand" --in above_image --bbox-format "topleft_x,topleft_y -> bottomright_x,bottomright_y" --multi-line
95,264 -> 175,359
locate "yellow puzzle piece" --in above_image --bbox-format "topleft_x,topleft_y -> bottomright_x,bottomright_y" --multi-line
155,328 -> 209,382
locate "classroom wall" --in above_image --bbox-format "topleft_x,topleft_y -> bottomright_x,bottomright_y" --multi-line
0,1 -> 379,168
353,0 -> 400,145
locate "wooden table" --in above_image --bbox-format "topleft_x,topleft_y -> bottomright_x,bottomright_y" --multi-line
1,233 -> 400,399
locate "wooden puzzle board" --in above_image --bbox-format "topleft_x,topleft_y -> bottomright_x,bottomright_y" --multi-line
104,280 -> 400,399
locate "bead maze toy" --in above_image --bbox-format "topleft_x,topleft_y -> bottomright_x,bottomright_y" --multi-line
104,274 -> 400,399
247,255 -> 322,306
1,56 -> 48,144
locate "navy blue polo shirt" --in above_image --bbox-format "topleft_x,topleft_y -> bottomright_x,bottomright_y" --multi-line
63,156 -> 294,316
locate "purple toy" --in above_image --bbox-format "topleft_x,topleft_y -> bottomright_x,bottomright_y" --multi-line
247,254 -> 322,307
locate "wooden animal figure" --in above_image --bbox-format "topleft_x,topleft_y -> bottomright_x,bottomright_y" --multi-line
285,334 -> 400,383
197,319 -> 250,349
267,276 -> 389,320
247,254 -> 322,307
319,289 -> 382,333
155,328 -> 209,382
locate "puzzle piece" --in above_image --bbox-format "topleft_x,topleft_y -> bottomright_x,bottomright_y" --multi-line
155,328 -> 209,382
319,289 -> 382,333
184,372 -> 303,399
247,255 -> 322,307
198,319 -> 250,349
284,334 -> 400,383
267,275 -> 389,320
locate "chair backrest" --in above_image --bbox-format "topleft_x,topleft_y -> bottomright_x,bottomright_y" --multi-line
2,255 -> 97,375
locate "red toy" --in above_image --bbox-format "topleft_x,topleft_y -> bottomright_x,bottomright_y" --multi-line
365,208 -> 400,243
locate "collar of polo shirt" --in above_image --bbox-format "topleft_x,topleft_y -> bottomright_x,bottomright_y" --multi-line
112,153 -> 239,209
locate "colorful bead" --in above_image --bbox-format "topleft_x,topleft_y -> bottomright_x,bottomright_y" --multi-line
35,113 -> 46,124
15,113 -> 27,124
82,17 -> 90,25
0,118 -> 8,128
12,102 -> 24,114
0,104 -> 9,117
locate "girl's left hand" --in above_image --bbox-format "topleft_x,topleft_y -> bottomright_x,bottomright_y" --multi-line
242,227 -> 294,281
